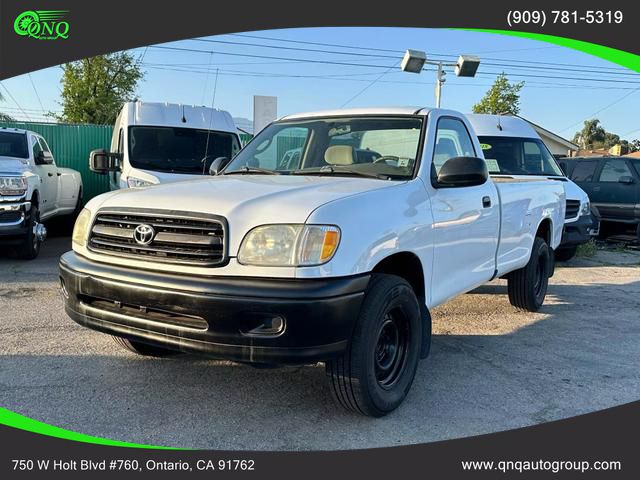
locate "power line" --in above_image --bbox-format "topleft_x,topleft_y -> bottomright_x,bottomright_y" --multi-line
142,64 -> 640,91
0,82 -> 32,121
228,32 -> 632,73
199,37 -> 639,77
149,45 -> 640,85
341,61 -> 399,107
27,74 -> 46,113
559,87 -> 640,133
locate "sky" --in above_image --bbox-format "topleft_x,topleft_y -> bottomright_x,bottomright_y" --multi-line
1,27 -> 639,140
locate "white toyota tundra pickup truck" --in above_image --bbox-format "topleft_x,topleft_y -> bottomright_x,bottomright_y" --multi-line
1,128 -> 82,259
60,107 -> 565,416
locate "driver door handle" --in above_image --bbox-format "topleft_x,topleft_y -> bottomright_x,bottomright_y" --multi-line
482,196 -> 492,208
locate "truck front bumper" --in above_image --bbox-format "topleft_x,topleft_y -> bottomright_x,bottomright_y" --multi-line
59,252 -> 369,365
561,214 -> 595,247
0,197 -> 30,240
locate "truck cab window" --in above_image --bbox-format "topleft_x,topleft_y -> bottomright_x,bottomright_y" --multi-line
433,118 -> 475,174
32,135 -> 43,159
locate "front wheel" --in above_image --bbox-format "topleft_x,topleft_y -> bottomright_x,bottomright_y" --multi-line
507,237 -> 550,312
326,274 -> 423,417
16,205 -> 42,260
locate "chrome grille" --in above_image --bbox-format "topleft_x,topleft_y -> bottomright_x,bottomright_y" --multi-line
88,210 -> 226,266
565,200 -> 580,220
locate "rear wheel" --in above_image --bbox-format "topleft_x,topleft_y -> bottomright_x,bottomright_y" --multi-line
17,205 -> 42,260
326,274 -> 423,417
507,237 -> 550,312
555,245 -> 577,262
112,336 -> 179,357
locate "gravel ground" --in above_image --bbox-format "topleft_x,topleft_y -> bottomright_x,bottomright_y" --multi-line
1,237 -> 639,450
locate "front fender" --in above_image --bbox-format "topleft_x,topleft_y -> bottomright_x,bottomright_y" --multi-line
296,180 -> 434,280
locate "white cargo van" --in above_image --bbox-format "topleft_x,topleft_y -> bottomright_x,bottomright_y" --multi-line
92,102 -> 242,189
467,114 -> 595,261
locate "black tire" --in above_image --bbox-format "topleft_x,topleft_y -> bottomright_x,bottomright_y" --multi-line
326,274 -> 423,417
16,205 -> 41,260
554,245 -> 577,262
112,336 -> 178,357
507,237 -> 550,312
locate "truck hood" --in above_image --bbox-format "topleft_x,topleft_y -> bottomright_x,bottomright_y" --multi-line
0,156 -> 29,174
89,174 -> 404,247
128,168 -> 209,185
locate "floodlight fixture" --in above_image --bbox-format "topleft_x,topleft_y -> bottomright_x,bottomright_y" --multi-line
400,49 -> 427,74
455,55 -> 481,78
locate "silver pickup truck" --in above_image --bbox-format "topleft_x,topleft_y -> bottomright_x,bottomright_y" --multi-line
1,128 -> 82,259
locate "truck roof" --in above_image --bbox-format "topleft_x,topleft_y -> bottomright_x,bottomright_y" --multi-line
0,126 -> 33,136
122,101 -> 238,134
466,114 -> 539,139
280,106 -> 431,121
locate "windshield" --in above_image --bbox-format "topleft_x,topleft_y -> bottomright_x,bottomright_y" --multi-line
224,116 -> 424,179
0,132 -> 28,159
478,136 -> 564,176
128,126 -> 240,174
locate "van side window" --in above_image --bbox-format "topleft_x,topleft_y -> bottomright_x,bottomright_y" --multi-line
598,159 -> 632,182
433,118 -> 475,174
570,160 -> 598,182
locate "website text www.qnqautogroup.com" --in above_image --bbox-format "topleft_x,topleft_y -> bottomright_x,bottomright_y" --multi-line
461,459 -> 623,474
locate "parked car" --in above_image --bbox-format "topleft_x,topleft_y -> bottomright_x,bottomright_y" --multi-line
61,107 -> 565,416
467,114 -> 594,261
559,156 -> 640,240
0,128 -> 82,259
90,101 -> 242,189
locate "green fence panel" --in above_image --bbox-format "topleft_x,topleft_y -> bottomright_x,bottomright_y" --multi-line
0,121 -> 114,205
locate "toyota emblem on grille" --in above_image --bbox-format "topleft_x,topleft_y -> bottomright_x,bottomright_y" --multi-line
133,224 -> 155,245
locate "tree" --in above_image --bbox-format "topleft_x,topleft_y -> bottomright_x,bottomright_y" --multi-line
52,52 -> 143,124
572,119 -> 638,153
0,91 -> 15,122
472,73 -> 525,115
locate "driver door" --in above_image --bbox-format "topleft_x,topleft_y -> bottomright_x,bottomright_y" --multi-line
30,134 -> 57,215
428,117 -> 500,306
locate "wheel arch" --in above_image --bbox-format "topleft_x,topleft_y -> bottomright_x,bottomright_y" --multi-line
371,251 -> 431,359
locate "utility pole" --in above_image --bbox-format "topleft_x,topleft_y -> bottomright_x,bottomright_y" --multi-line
434,62 -> 446,108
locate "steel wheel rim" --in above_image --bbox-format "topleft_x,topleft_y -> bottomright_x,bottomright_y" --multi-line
374,308 -> 409,389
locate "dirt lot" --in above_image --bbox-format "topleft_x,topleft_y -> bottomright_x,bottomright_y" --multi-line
1,237 -> 639,450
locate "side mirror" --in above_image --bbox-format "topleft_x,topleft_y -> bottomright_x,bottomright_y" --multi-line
209,156 -> 230,176
35,151 -> 53,165
436,156 -> 488,188
618,175 -> 635,185
90,149 -> 121,174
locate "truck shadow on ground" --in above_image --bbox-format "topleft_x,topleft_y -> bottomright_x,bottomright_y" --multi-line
1,275 -> 638,449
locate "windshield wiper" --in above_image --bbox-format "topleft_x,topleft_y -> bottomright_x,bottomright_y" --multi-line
223,166 -> 282,175
291,165 -> 391,180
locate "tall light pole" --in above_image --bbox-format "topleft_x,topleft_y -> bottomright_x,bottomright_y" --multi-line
401,50 -> 481,108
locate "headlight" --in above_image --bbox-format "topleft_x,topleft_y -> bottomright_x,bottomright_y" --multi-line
580,200 -> 591,216
0,176 -> 27,195
72,208 -> 91,248
127,176 -> 155,188
238,224 -> 341,267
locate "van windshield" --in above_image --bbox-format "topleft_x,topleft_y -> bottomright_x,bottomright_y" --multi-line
128,126 -> 240,174
0,132 -> 28,159
224,116 -> 424,180
478,136 -> 564,176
